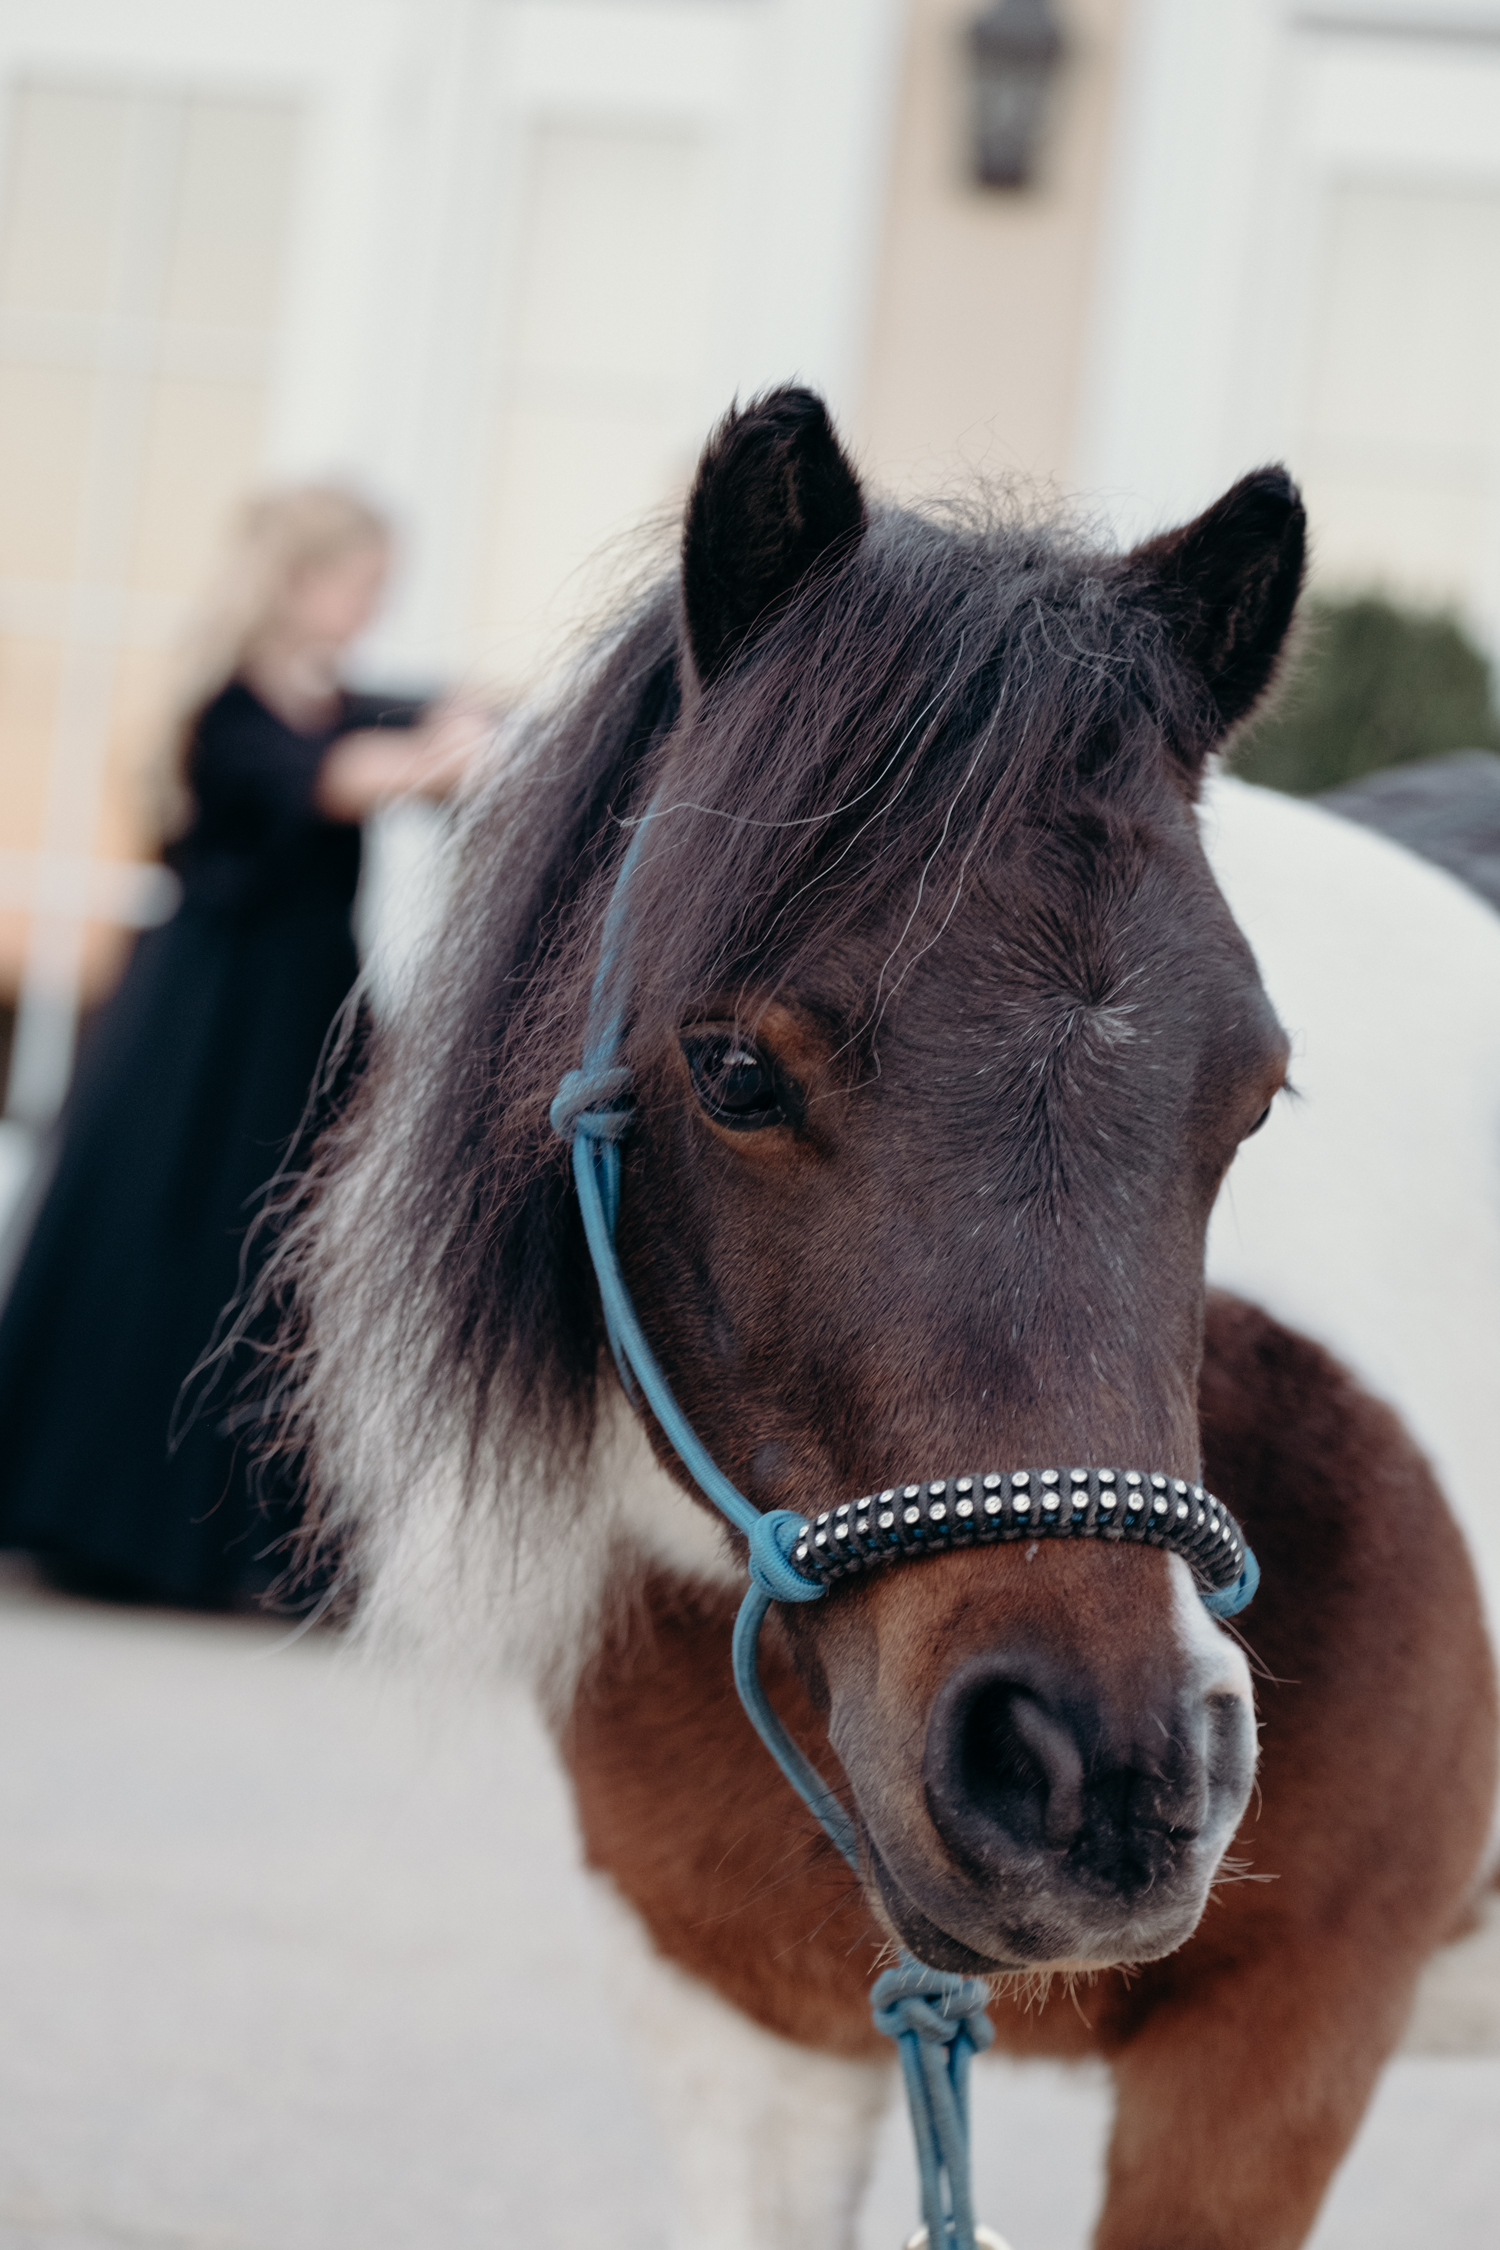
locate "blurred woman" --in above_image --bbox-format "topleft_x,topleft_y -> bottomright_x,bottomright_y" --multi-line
0,486 -> 483,1607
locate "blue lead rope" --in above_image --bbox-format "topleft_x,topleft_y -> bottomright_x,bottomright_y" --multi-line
550,818 -> 994,2250
558,1108 -> 994,2250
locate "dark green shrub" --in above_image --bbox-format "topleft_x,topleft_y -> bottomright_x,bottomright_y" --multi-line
1232,593 -> 1500,796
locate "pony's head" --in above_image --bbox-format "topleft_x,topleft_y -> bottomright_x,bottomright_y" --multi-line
291,390 -> 1301,1973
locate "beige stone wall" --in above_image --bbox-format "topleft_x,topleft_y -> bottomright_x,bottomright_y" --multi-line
857,0 -> 1131,500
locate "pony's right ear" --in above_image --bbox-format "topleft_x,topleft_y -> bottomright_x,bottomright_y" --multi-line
1129,467 -> 1306,758
682,387 -> 866,689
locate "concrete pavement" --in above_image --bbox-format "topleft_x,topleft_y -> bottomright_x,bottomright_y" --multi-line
1,1560 -> 1495,2249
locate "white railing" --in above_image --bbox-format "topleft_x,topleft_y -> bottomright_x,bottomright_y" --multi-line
1,850 -> 179,1127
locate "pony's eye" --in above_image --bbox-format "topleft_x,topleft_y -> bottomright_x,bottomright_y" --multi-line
1245,1105 -> 1272,1137
683,1035 -> 788,1131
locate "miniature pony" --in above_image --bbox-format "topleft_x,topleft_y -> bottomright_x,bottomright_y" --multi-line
280,392 -> 1497,2249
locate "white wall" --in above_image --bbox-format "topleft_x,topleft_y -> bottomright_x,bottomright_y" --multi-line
1076,0 -> 1500,661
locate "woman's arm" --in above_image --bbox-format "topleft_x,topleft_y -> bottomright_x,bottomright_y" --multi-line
314,699 -> 493,821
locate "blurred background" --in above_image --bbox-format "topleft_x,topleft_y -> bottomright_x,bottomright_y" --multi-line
4,0 -> 1500,1157
2,6 -> 1499,2244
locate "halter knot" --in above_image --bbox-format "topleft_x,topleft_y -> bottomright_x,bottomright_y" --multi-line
549,1065 -> 633,1143
747,1509 -> 825,1604
1200,1544 -> 1260,1619
870,1962 -> 996,2053
871,1958 -> 994,2250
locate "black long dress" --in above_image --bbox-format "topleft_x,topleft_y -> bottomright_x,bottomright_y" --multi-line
0,681 -> 422,1607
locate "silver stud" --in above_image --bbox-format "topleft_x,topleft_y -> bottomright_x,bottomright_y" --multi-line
1151,1474 -> 1166,1489
1014,1494 -> 1032,1512
956,1477 -> 974,1494
904,1485 -> 920,1500
1173,1479 -> 1187,1495
1099,1469 -> 1116,1486
1125,1471 -> 1141,1487
817,1511 -> 830,1526
1043,1493 -> 1060,1511
1175,1500 -> 1189,1519
881,1489 -> 896,1504
814,1530 -> 828,1547
929,1481 -> 946,1497
1013,1471 -> 1030,1488
835,1522 -> 850,1539
904,1506 -> 920,1525
878,1511 -> 895,1530
1042,1469 -> 1059,1485
983,1473 -> 1002,1491
836,1502 -> 850,1517
795,1545 -> 809,1563
1209,1515 -> 1219,1534
1099,1491 -> 1116,1510
1193,1485 -> 1204,1502
984,1494 -> 1002,1515
855,1519 -> 869,1537
1153,1496 -> 1168,1515
956,1498 -> 974,1518
1222,1525 -> 1232,1542
930,1502 -> 948,1522
1196,1507 -> 1205,1525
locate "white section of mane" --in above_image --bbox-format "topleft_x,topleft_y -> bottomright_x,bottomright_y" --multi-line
342,1389 -> 735,1717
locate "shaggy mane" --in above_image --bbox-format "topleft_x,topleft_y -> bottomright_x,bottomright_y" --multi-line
255,490 -> 1212,1620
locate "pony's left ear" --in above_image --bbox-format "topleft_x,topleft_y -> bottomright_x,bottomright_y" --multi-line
681,386 -> 866,689
1129,467 -> 1306,755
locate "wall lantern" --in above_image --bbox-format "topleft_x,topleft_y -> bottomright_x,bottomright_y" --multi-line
967,0 -> 1066,189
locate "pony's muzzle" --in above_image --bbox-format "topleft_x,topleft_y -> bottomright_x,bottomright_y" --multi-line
921,1646 -> 1252,1907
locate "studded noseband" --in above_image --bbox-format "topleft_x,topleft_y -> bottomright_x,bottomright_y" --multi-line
794,1466 -> 1254,1615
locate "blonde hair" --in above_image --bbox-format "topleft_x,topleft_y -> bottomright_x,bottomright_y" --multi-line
156,483 -> 391,843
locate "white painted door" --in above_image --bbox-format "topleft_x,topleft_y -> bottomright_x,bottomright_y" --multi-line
1077,1 -> 1500,659
413,0 -> 905,687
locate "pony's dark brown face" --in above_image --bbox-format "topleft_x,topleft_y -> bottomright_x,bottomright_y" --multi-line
620,788 -> 1282,1969
599,388 -> 1304,1971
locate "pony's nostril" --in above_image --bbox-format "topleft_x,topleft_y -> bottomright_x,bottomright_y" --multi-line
925,1652 -> 1229,1893
957,1680 -> 1086,1853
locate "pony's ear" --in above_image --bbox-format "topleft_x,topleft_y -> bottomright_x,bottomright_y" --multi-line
1130,467 -> 1306,751
682,387 -> 866,688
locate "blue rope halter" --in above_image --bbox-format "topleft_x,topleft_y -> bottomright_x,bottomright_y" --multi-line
550,812 -> 1257,2250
